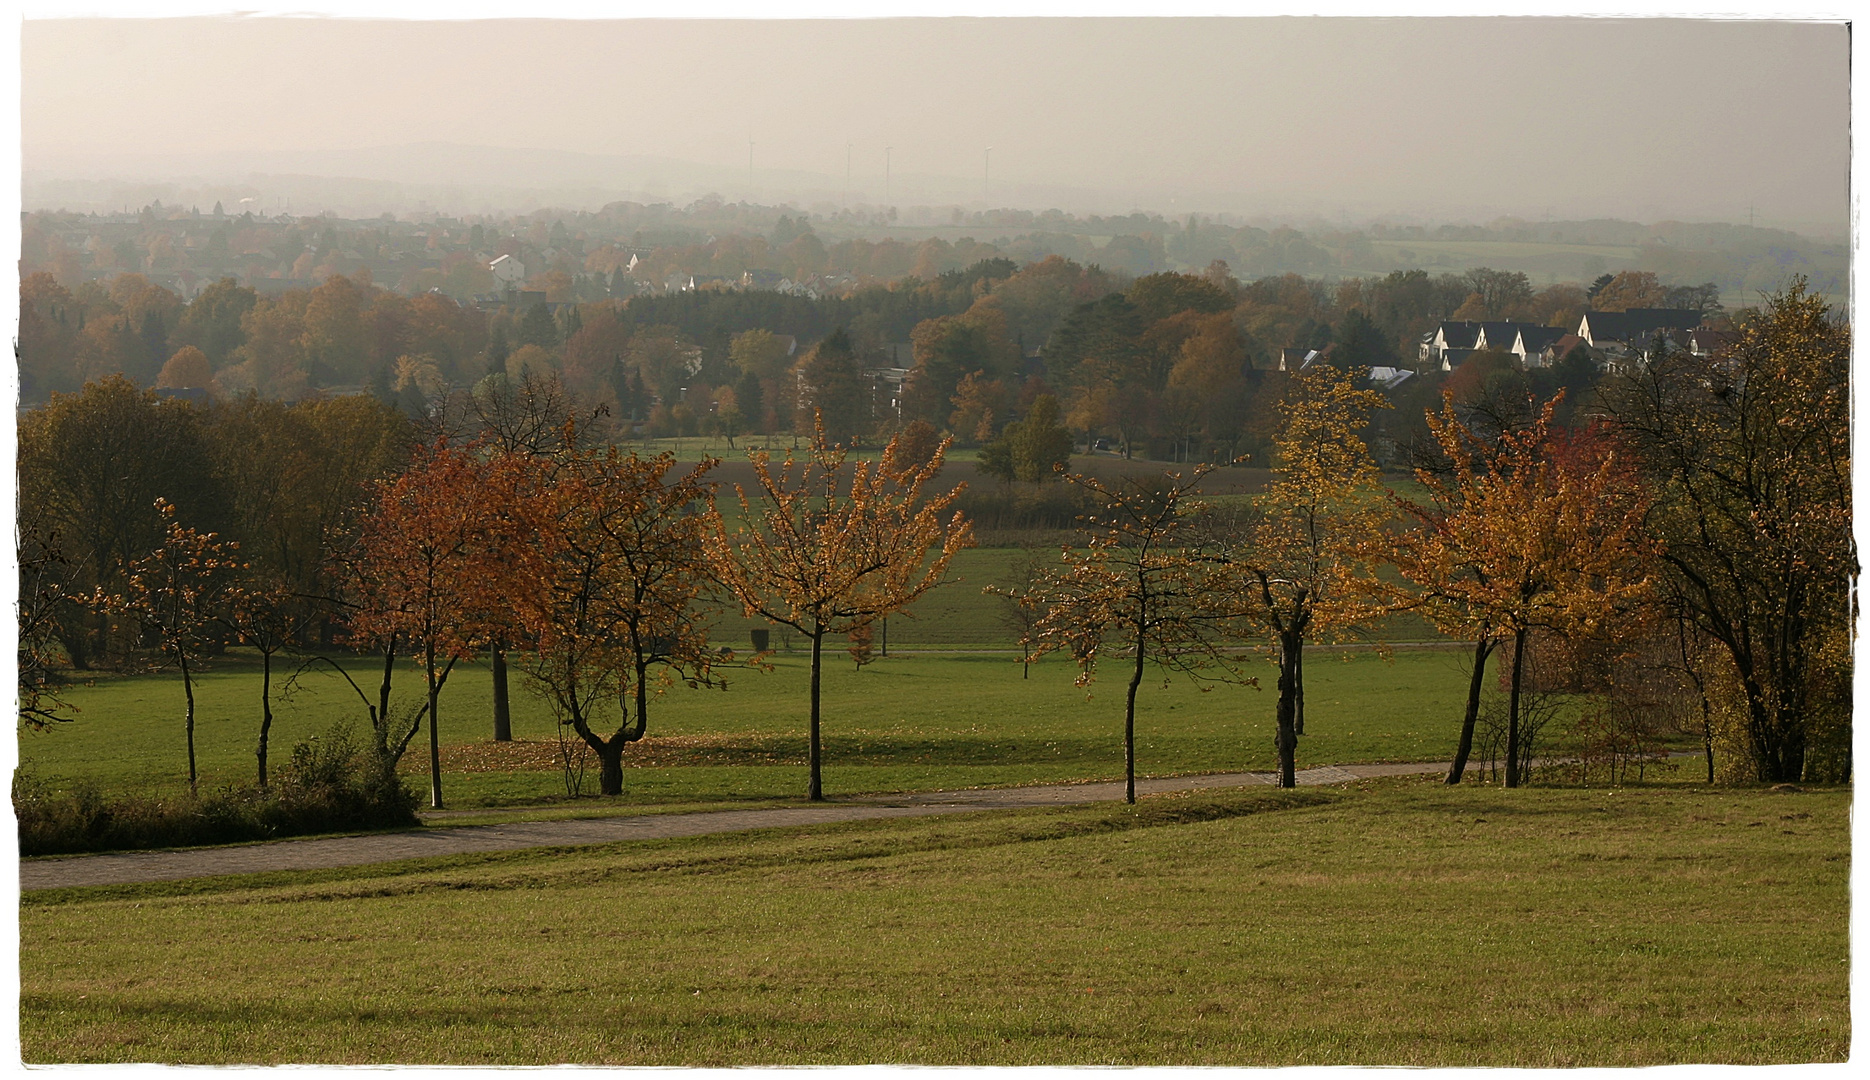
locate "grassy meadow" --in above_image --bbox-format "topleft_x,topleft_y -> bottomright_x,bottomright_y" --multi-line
19,778 -> 1849,1065
21,644 -> 1485,808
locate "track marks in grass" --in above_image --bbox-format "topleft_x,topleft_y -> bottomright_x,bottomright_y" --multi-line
28,787 -> 1341,910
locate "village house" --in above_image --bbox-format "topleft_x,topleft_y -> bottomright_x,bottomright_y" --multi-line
1575,308 -> 1704,351
1508,325 -> 1570,368
489,253 -> 525,288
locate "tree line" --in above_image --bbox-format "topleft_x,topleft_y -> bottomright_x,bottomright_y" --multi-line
19,284 -> 1849,801
22,255 -> 1731,486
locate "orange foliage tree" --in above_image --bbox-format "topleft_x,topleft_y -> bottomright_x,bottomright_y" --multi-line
1388,393 -> 1655,786
520,450 -> 721,797
705,416 -> 973,800
349,443 -> 556,808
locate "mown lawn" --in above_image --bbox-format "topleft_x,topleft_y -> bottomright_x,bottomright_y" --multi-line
22,647 -> 1500,807
19,778 -> 1849,1065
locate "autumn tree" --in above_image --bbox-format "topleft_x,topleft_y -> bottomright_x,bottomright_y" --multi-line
977,393 -> 1074,483
520,451 -> 721,796
1458,268 -> 1534,320
730,328 -> 793,379
100,500 -> 244,794
156,346 -> 214,390
948,370 -> 1010,443
1387,393 -> 1655,785
1588,270 -> 1670,313
1016,467 -> 1248,803
464,367 -> 605,741
706,416 -> 973,800
1604,280 -> 1852,782
17,376 -> 223,668
1212,366 -> 1392,788
172,277 -> 257,367
349,444 -> 556,808
904,306 -> 1020,427
891,419 -> 944,473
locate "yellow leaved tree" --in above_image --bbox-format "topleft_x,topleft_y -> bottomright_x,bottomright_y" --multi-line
1387,393 -> 1655,786
705,415 -> 973,801
1214,366 -> 1393,788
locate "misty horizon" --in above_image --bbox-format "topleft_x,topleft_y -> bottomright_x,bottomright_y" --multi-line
21,17 -> 1851,238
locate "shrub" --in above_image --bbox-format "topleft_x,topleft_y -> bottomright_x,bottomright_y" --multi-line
15,723 -> 419,856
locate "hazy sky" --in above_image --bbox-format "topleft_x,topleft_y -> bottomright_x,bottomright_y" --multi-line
20,16 -> 1851,230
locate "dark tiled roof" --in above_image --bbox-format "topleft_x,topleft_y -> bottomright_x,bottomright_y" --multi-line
1685,328 -> 1738,354
1514,325 -> 1568,353
1580,308 -> 1705,343
1474,321 -> 1525,349
1435,321 -> 1481,349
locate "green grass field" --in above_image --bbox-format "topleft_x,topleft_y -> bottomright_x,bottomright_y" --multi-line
19,778 -> 1849,1065
21,645 -> 1497,808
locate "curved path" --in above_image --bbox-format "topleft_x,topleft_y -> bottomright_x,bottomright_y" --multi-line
21,761 -> 1445,891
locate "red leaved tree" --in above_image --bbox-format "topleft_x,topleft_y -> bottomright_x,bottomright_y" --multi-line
349,443 -> 556,809
519,449 -> 721,797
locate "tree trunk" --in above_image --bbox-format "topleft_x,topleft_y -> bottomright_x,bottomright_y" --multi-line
427,644 -> 444,810
491,641 -> 512,742
1294,642 -> 1305,736
374,635 -> 398,757
182,654 -> 198,797
1446,635 -> 1495,785
636,658 -> 651,746
808,624 -> 824,801
1124,627 -> 1145,805
1505,626 -> 1527,789
597,743 -> 625,796
257,650 -> 275,790
1275,630 -> 1300,788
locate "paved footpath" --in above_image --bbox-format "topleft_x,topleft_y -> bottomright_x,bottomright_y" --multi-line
20,761 -> 1446,892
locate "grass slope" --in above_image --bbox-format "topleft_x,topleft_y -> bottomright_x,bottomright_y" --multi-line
19,778 -> 1848,1065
